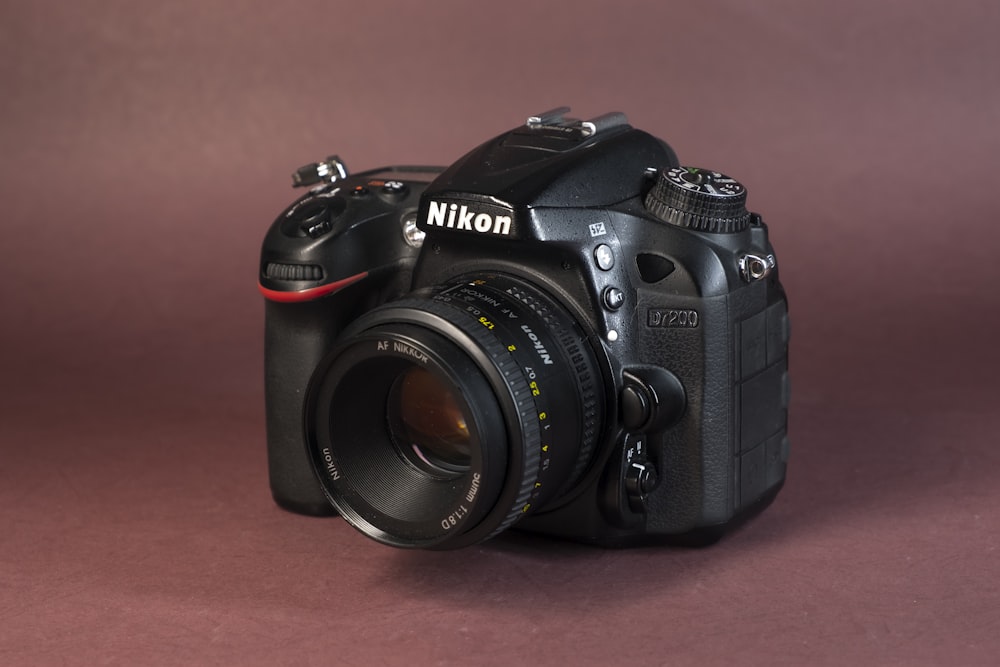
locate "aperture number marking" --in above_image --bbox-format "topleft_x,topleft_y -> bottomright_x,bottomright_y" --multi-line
441,504 -> 469,530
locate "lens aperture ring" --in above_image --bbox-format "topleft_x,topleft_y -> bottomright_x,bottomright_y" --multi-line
502,281 -> 602,493
427,275 -> 603,525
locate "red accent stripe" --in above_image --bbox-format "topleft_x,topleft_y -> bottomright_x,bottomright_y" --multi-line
258,271 -> 368,303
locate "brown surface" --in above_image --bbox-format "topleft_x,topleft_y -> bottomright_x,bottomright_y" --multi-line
2,1 -> 998,664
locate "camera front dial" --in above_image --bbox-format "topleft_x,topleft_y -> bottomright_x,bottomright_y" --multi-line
305,274 -> 604,549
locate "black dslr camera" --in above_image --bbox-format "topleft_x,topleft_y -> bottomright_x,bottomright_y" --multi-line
260,108 -> 789,549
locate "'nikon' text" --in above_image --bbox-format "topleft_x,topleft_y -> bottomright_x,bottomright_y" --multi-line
426,201 -> 512,236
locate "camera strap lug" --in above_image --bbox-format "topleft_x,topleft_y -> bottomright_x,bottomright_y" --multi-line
739,253 -> 776,282
292,155 -> 349,188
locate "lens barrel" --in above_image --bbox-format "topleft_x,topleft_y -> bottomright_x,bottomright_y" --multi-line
306,274 -> 603,549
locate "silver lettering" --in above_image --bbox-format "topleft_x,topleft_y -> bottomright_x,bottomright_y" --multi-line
459,287 -> 502,307
321,447 -> 340,480
427,200 -> 447,226
474,213 -> 492,232
456,205 -> 474,230
424,200 -> 513,236
465,473 -> 481,502
521,325 -> 554,365
393,341 -> 429,364
493,215 -> 512,235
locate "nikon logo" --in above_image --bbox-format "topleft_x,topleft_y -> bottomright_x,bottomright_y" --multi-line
426,200 -> 512,236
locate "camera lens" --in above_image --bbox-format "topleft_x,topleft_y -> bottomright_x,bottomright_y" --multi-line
306,274 -> 605,549
386,366 -> 472,474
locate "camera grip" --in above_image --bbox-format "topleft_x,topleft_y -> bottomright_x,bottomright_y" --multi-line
264,299 -> 342,516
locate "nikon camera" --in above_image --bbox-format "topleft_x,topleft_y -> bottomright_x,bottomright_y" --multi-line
260,108 -> 790,549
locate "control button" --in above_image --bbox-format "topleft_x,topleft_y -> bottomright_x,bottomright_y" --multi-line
381,180 -> 408,196
367,179 -> 410,199
594,244 -> 614,270
621,384 -> 651,431
603,286 -> 625,310
304,217 -> 333,238
281,195 -> 346,238
350,185 -> 369,197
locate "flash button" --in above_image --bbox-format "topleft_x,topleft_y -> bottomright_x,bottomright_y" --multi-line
594,244 -> 614,270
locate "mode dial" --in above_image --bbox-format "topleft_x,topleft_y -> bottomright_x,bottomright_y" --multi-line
645,167 -> 750,233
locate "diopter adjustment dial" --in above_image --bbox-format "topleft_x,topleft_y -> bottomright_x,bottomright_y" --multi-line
645,167 -> 750,233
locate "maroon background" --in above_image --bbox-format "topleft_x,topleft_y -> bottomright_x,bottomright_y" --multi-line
2,1 -> 999,664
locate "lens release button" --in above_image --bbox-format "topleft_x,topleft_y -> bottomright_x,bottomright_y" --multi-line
621,384 -> 651,431
622,368 -> 686,432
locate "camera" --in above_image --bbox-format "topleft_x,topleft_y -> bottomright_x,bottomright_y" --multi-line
260,108 -> 789,549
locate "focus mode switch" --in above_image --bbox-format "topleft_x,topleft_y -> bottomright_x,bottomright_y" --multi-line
601,433 -> 660,526
625,460 -> 658,514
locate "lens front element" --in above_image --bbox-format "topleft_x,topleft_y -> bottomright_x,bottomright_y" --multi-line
387,366 -> 472,474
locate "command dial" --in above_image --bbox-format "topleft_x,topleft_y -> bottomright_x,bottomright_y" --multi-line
644,166 -> 751,233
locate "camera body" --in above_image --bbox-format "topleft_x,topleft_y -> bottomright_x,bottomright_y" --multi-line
261,109 -> 789,549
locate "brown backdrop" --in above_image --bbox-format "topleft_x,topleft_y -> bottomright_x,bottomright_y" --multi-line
2,1 -> 998,664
